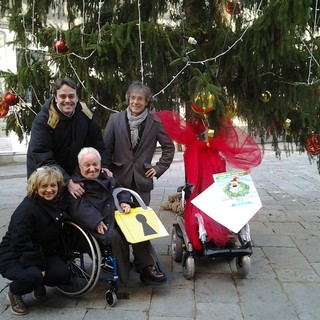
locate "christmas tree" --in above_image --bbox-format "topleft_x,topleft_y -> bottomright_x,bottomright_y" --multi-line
1,0 -> 320,168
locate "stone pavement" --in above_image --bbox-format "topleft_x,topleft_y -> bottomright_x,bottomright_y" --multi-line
0,150 -> 320,319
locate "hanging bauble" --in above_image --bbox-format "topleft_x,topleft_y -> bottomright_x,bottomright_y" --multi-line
53,39 -> 68,54
283,118 -> 291,130
187,115 -> 208,135
192,92 -> 215,114
259,90 -> 271,103
207,129 -> 215,147
225,1 -> 241,15
294,102 -> 301,110
226,104 -> 237,119
4,92 -> 19,106
306,132 -> 320,156
0,98 -> 9,118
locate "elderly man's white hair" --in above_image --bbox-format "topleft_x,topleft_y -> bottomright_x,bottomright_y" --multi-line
78,147 -> 101,164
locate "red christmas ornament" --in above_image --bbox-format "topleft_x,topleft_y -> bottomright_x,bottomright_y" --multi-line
306,132 -> 320,156
187,115 -> 207,135
4,92 -> 19,106
0,98 -> 9,118
226,1 -> 241,15
53,39 -> 68,54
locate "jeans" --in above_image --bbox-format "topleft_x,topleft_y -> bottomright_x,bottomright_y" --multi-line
3,254 -> 70,296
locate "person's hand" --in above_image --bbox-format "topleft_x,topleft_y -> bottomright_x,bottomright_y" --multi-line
102,168 -> 113,177
67,180 -> 85,199
96,221 -> 108,234
120,203 -> 131,213
145,167 -> 157,179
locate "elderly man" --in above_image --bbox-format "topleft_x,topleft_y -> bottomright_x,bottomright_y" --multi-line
65,147 -> 167,285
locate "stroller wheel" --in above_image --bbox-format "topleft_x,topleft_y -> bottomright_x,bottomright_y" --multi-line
236,255 -> 251,278
171,226 -> 183,262
183,256 -> 195,280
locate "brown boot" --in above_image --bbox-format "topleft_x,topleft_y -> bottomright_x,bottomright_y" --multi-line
7,291 -> 29,315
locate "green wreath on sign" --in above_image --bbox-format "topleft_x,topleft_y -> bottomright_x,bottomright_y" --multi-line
223,181 -> 250,200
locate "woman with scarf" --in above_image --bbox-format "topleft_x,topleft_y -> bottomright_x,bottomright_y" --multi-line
0,166 -> 70,316
104,81 -> 174,285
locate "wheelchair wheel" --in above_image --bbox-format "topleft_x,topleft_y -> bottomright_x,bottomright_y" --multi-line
171,226 -> 183,262
183,256 -> 195,280
105,289 -> 117,307
56,220 -> 102,297
236,255 -> 251,278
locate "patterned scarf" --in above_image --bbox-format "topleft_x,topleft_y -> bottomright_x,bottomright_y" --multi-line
126,107 -> 148,148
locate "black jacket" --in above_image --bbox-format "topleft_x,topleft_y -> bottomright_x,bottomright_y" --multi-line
64,170 -> 134,245
0,196 -> 64,274
26,96 -> 107,182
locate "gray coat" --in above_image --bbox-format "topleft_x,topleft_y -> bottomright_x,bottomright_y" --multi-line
104,110 -> 175,193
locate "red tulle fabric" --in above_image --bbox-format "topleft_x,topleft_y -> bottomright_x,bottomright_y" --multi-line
155,111 -> 263,250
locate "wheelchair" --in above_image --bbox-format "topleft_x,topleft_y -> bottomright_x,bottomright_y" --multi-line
56,187 -> 167,305
55,220 -> 119,307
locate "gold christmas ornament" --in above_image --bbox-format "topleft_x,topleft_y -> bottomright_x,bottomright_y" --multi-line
208,129 -> 215,138
283,118 -> 291,130
226,104 -> 237,119
207,129 -> 215,146
192,91 -> 215,114
259,90 -> 271,103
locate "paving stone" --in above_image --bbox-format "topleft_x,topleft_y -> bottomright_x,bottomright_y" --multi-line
195,274 -> 239,304
274,267 -> 320,282
253,234 -> 296,247
196,302 -> 243,320
262,247 -> 311,269
283,282 -> 320,320
264,221 -> 306,235
237,279 -> 299,320
291,235 -> 320,264
148,288 -> 195,318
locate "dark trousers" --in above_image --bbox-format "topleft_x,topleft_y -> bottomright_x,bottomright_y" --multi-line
110,225 -> 157,285
3,254 -> 70,296
129,181 -> 151,207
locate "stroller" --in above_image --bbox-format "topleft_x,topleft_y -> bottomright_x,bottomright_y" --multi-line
171,182 -> 254,279
154,111 -> 263,280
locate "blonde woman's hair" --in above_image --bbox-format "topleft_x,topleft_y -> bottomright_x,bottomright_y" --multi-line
78,147 -> 101,165
27,166 -> 65,197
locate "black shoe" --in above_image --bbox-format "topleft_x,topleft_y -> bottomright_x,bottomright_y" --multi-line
33,285 -> 46,301
140,265 -> 167,285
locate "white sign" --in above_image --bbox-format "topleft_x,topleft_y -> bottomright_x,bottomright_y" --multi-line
191,171 -> 262,233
